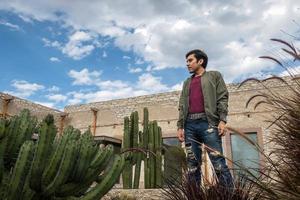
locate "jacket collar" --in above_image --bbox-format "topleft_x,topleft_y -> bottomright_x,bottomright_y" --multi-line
190,70 -> 206,79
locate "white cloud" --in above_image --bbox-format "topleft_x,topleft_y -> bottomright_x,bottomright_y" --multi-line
61,31 -> 95,60
34,101 -> 55,108
1,0 -> 300,82
102,51 -> 107,58
7,80 -> 45,98
137,73 -> 168,92
0,20 -> 21,31
96,80 -> 128,89
135,58 -> 144,65
68,68 -> 102,85
62,43 -> 94,60
18,14 -> 33,23
263,5 -> 287,20
66,72 -> 180,104
128,67 -> 142,73
69,31 -> 92,41
48,86 -> 60,92
46,94 -> 67,102
49,57 -> 60,62
42,38 -> 61,48
42,31 -> 95,60
68,98 -> 82,105
279,66 -> 300,76
123,55 -> 131,59
171,82 -> 183,91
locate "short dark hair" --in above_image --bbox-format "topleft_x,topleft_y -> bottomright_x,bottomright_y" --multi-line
185,49 -> 208,68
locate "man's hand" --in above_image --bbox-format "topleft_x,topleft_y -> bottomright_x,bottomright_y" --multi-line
218,121 -> 227,136
177,128 -> 184,142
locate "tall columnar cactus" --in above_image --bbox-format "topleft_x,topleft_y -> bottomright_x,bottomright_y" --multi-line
0,109 -> 125,200
4,110 -> 38,170
122,108 -> 163,189
148,122 -> 156,188
122,116 -> 132,189
30,114 -> 57,191
133,130 -> 143,188
143,108 -> 150,188
131,111 -> 139,164
155,126 -> 162,187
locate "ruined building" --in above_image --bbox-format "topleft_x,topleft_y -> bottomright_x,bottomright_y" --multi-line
1,75 -> 297,178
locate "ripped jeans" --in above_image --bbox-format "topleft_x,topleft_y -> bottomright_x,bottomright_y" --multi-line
184,118 -> 233,187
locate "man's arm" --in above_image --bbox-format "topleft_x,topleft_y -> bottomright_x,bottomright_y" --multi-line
215,72 -> 228,135
216,72 -> 228,123
177,82 -> 185,142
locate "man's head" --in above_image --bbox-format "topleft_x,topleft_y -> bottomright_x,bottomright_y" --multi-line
185,49 -> 208,74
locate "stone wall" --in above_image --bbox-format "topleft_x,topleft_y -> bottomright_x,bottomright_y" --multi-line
0,92 -> 63,123
64,75 -> 297,143
2,76 -> 297,151
64,92 -> 180,139
103,189 -> 165,200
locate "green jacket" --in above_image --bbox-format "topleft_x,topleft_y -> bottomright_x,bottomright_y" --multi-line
177,70 -> 228,129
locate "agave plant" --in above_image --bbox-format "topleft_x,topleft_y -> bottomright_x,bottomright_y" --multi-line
162,140 -> 265,200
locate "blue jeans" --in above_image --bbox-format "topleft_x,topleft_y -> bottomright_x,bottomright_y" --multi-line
184,118 -> 233,187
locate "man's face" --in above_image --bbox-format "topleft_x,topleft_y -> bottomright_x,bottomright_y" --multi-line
186,54 -> 203,74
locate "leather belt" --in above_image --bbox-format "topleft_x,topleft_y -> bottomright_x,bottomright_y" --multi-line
188,112 -> 207,120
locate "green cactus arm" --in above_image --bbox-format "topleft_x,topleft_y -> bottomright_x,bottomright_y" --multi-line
132,111 -> 139,157
21,168 -> 36,200
122,117 -> 130,149
133,131 -> 143,189
148,122 -> 156,188
122,116 -> 132,189
57,155 -> 125,200
90,145 -> 113,169
76,154 -> 125,200
7,141 -> 34,200
56,149 -> 113,197
41,127 -> 74,188
0,136 -> 8,183
155,126 -> 163,187
0,169 -> 10,199
69,128 -> 81,141
0,119 -> 6,139
30,118 -> 56,191
72,142 -> 92,182
42,141 -> 77,197
70,128 -> 97,183
129,113 -> 135,149
143,108 -> 150,188
143,108 -> 149,135
9,117 -> 30,167
5,116 -> 21,168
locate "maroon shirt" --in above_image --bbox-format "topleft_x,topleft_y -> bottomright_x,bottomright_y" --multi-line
189,76 -> 205,113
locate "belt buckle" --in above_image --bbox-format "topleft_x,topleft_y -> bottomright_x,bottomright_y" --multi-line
189,113 -> 205,120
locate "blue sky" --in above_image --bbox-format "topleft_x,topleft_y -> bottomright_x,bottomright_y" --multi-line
0,0 -> 299,110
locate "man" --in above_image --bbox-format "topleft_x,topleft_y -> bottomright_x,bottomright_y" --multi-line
177,49 -> 233,187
